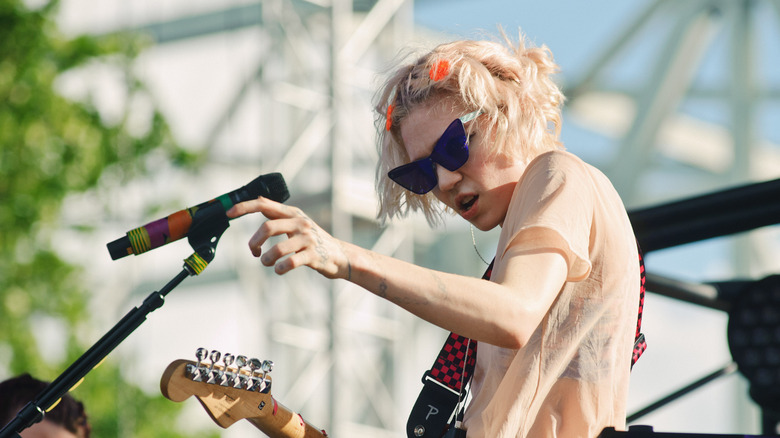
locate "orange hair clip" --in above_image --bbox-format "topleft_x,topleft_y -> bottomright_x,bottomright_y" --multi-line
429,59 -> 450,81
385,104 -> 395,131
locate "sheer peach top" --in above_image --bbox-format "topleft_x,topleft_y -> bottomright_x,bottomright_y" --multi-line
462,150 -> 639,438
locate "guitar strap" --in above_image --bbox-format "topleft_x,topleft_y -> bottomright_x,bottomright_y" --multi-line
405,260 -> 492,438
406,246 -> 648,438
632,245 -> 648,369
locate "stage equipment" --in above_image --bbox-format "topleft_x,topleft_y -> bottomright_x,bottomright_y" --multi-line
0,174 -> 290,438
107,172 -> 289,260
599,425 -> 766,437
626,177 -> 780,435
727,275 -> 780,416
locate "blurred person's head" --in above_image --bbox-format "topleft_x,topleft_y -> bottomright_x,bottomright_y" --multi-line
0,374 -> 90,438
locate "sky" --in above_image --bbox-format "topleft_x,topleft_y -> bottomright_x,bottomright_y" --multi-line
415,0 -> 780,145
414,0 -> 640,73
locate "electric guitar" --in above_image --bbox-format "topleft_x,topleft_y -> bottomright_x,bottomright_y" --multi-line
160,348 -> 328,438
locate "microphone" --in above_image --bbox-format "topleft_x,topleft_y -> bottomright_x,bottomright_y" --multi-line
107,172 -> 289,260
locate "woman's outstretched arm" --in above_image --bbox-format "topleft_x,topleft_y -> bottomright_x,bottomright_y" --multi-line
228,196 -> 567,349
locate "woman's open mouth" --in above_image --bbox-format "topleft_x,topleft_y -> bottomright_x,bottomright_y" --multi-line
460,195 -> 477,211
458,194 -> 479,220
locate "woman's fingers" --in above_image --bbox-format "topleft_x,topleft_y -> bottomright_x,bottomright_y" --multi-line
271,243 -> 315,275
264,220 -> 345,278
248,215 -> 313,254
227,196 -> 347,278
227,196 -> 301,220
226,198 -> 261,218
257,233 -> 307,266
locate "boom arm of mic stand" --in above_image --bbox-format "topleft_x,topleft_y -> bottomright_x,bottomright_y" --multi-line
0,212 -> 230,438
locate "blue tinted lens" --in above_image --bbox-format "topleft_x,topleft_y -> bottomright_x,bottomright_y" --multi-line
387,113 -> 473,194
387,159 -> 437,194
431,119 -> 469,171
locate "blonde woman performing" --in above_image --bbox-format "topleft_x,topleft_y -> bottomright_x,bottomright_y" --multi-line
229,31 -> 641,438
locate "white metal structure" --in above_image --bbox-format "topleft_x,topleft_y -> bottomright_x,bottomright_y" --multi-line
54,0 -> 780,435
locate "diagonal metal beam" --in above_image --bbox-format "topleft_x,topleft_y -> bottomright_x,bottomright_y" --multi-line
339,0 -> 410,62
611,0 -> 721,200
128,0 -> 398,45
203,61 -> 266,157
133,4 -> 263,43
346,342 -> 400,427
268,0 -> 324,69
272,110 -> 334,179
565,0 -> 667,99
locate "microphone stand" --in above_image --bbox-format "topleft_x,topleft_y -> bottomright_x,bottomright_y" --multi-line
0,205 -> 230,438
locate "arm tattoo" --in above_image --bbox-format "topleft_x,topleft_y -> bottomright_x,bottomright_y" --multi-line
377,279 -> 388,298
379,277 -> 431,306
313,231 -> 329,264
432,271 -> 448,300
303,217 -> 329,266
367,252 -> 430,305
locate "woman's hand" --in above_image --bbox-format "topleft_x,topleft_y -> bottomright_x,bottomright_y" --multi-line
227,197 -> 350,279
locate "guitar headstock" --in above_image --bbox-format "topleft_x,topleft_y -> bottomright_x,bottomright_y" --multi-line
160,348 -> 276,428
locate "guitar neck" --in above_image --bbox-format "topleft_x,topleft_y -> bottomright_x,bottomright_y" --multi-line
243,398 -> 328,438
161,357 -> 329,438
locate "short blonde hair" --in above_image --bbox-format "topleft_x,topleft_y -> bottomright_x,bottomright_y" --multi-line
374,30 -> 565,225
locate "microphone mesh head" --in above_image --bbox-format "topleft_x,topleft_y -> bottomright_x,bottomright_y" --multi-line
252,172 -> 290,203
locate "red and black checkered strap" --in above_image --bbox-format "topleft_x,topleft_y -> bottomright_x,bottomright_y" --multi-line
632,245 -> 648,369
405,260 -> 493,438
426,260 -> 492,393
427,333 -> 478,393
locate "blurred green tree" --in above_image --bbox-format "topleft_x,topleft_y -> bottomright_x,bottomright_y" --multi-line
0,0 -> 216,436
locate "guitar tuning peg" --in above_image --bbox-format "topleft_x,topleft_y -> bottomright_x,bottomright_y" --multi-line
256,360 -> 273,392
221,353 -> 236,386
261,360 -> 274,380
191,347 -> 210,382
247,358 -> 265,392
233,355 -> 249,388
251,359 -> 272,393
205,350 -> 223,385
223,353 -> 235,367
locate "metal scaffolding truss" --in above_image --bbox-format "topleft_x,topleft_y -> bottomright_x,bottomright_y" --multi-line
106,0 -> 780,435
567,0 -> 780,279
131,1 -> 433,436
